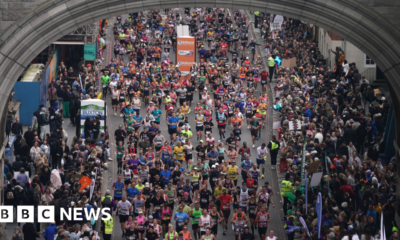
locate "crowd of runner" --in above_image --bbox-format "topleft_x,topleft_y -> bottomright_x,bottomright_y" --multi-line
2,6 -> 397,240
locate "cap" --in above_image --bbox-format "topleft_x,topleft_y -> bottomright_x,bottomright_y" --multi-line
200,140 -> 204,143
341,202 -> 348,208
145,182 -> 150,187
366,170 -> 372,175
64,182 -> 71,187
106,190 -> 111,195
336,160 -> 341,166
211,165 -> 216,168
149,215 -> 153,218
184,192 -> 189,196
98,141 -> 103,145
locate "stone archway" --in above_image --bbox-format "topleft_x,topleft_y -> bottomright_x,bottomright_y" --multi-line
1,0 -> 400,195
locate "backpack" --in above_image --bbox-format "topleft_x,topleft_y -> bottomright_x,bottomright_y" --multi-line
7,191 -> 14,200
102,196 -> 112,207
37,114 -> 44,126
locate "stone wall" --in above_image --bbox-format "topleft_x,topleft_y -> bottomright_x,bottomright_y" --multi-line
0,0 -> 47,33
0,0 -> 399,36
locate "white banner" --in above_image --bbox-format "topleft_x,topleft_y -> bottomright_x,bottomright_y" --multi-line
274,15 -> 284,24
270,22 -> 282,31
299,217 -> 311,237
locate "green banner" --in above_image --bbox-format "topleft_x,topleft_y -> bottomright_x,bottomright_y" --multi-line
84,44 -> 97,60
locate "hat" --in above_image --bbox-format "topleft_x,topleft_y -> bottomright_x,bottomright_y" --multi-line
148,215 -> 153,218
341,202 -> 348,208
200,140 -> 204,143
145,182 -> 150,187
366,170 -> 372,175
215,163 -> 219,166
311,150 -> 317,154
287,209 -> 292,214
64,231 -> 70,237
184,192 -> 189,196
64,182 -> 71,187
381,97 -> 386,101
211,165 -> 216,168
314,157 -> 319,161
106,190 -> 111,195
336,160 -> 341,166
41,107 -> 47,112
98,141 -> 103,145
305,152 -> 310,156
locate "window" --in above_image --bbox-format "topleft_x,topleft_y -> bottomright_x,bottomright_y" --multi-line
365,55 -> 375,66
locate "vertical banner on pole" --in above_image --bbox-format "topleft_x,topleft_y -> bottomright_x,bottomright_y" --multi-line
176,36 -> 195,81
316,192 -> 322,239
305,171 -> 308,214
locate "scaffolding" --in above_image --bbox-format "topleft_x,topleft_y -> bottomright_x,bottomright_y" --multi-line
67,22 -> 99,44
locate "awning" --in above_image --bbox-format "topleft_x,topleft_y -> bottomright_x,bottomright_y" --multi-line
52,41 -> 85,45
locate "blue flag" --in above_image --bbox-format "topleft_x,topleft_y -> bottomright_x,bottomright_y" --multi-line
285,225 -> 301,234
316,192 -> 322,239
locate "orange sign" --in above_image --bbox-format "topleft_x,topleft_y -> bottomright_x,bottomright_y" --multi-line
79,176 -> 92,191
176,36 -> 195,81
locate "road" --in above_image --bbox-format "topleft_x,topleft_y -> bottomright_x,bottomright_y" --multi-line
5,9 -> 287,240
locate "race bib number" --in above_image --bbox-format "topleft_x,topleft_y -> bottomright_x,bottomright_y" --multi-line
223,205 -> 228,210
201,198 -> 208,203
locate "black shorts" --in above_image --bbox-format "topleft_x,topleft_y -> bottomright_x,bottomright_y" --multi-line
119,98 -> 125,103
251,130 -> 258,137
196,126 -> 204,131
192,223 -> 199,230
221,209 -> 230,219
168,127 -> 177,135
246,113 -> 253,118
186,95 -> 193,101
162,219 -> 171,226
119,215 -> 129,223
261,80 -> 268,85
143,90 -> 150,96
114,196 -> 122,201
218,124 -> 226,129
258,226 -> 268,236
155,146 -> 162,152
112,99 -> 118,105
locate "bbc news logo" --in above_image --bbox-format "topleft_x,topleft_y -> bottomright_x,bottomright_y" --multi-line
0,206 -> 111,223
178,41 -> 194,45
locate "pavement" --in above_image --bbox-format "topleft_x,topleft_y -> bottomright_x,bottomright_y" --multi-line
6,9 -> 289,240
